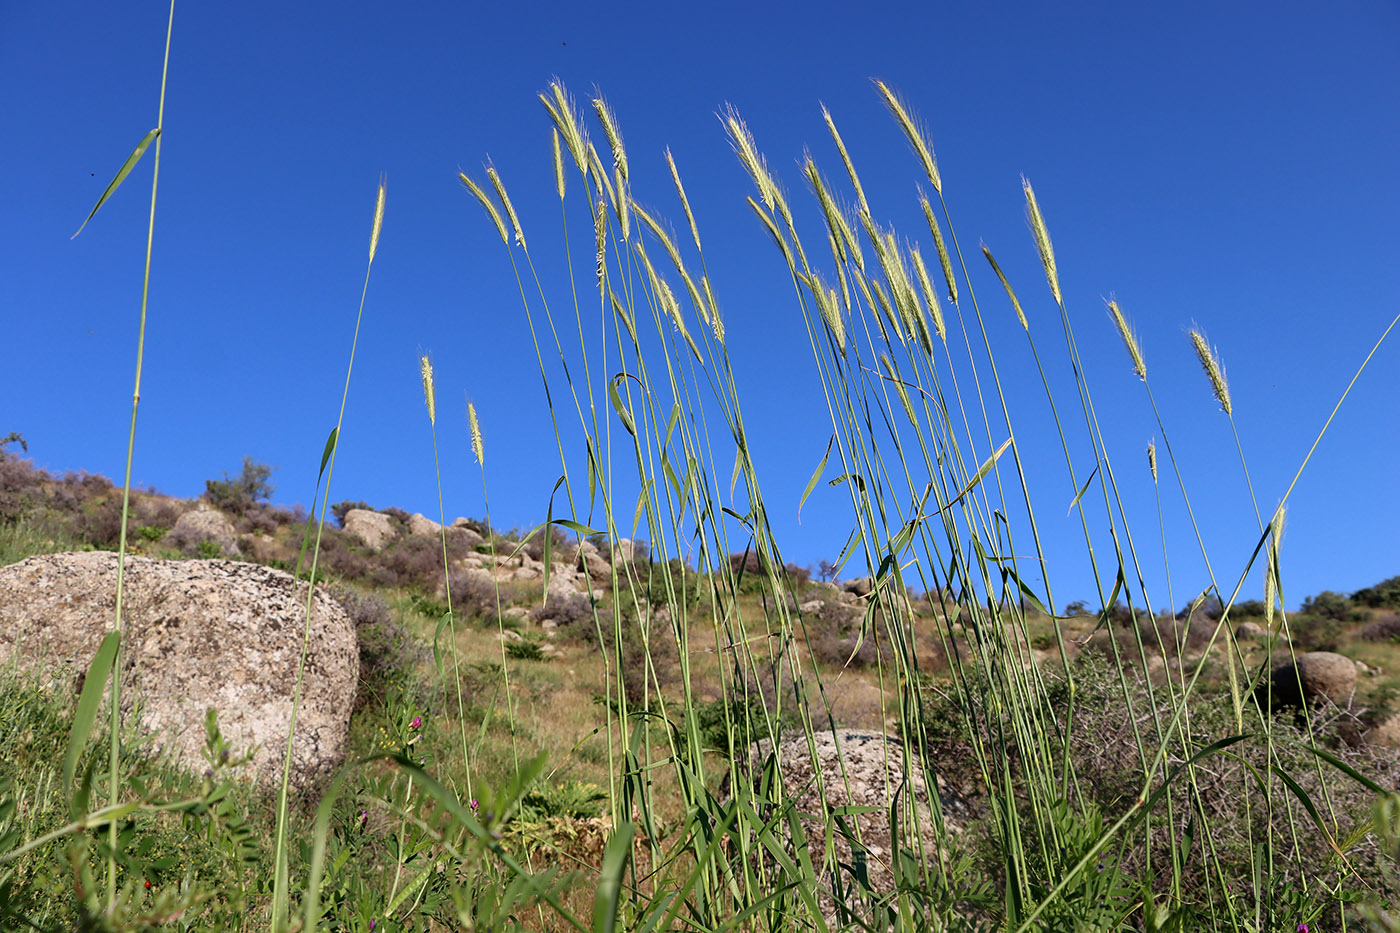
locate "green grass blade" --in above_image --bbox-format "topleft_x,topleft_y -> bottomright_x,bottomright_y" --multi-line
592,822 -> 635,933
798,435 -> 835,522
71,128 -> 160,239
64,629 -> 120,795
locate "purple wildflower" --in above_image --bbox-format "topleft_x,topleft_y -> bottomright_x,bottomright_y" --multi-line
410,716 -> 421,730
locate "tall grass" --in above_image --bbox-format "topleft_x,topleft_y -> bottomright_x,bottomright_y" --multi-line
5,69 -> 1400,932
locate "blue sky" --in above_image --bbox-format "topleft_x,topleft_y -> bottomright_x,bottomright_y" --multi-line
5,1 -> 1398,612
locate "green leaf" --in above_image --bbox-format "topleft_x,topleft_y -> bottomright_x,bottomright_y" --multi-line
633,481 -> 651,538
940,437 -> 1012,513
608,378 -> 636,437
1065,463 -> 1099,516
65,630 -> 120,795
318,427 -> 338,478
798,435 -> 834,523
72,128 -> 160,239
592,823 -> 635,933
551,518 -> 601,537
730,446 -> 743,500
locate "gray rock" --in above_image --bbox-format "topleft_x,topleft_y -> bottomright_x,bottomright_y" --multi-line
343,508 -> 397,551
843,576 -> 873,598
737,729 -> 968,920
1270,651 -> 1357,706
0,552 -> 357,790
167,503 -> 241,557
1234,621 -> 1266,640
578,541 -> 612,583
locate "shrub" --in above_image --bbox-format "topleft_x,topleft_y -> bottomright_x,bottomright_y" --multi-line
506,640 -> 545,661
803,598 -> 896,668
1289,613 -> 1346,652
330,500 -> 373,527
693,697 -> 768,759
75,496 -> 124,548
1354,575 -> 1400,610
1361,615 -> 1400,643
0,456 -> 45,522
450,571 -> 514,623
332,585 -> 428,710
1301,589 -> 1362,622
204,456 -> 275,515
533,591 -> 595,634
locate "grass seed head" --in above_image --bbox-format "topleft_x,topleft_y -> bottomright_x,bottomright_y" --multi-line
982,243 -> 1027,331
369,175 -> 386,263
591,95 -> 628,183
1107,299 -> 1146,379
594,199 -> 607,298
485,162 -> 526,249
543,79 -> 588,174
665,148 -> 702,252
1147,440 -> 1158,483
724,107 -> 776,212
551,129 -> 566,200
419,355 -> 436,426
459,173 -> 508,245
1022,176 -> 1061,305
920,190 -> 957,304
467,400 -> 484,465
875,80 -> 941,194
1189,326 -> 1232,415
910,243 -> 946,344
821,102 -> 870,217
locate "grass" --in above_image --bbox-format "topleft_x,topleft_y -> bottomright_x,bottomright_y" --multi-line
4,52 -> 1400,932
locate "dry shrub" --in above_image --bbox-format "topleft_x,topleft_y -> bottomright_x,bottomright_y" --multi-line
1135,613 -> 1214,657
449,571 -> 518,622
332,584 -> 429,710
533,591 -> 595,635
0,457 -> 45,521
1361,615 -> 1400,643
803,598 -> 899,669
75,496 -> 124,548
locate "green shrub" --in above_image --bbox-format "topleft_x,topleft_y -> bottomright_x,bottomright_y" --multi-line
203,456 -> 275,515
506,640 -> 545,661
1302,589 -> 1363,622
1354,576 -> 1400,610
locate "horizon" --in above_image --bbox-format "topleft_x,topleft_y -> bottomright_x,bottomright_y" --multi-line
5,1 -> 1398,614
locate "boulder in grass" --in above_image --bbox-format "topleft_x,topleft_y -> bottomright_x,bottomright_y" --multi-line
733,730 -> 969,922
1268,651 -> 1357,707
0,552 -> 357,790
1235,621 -> 1266,640
343,508 -> 398,551
167,502 -> 241,557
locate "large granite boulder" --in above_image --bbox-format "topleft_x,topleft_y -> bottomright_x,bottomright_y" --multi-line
0,552 -> 357,790
406,513 -> 443,537
343,508 -> 398,551
1269,651 -> 1358,707
167,503 -> 241,557
735,729 -> 969,918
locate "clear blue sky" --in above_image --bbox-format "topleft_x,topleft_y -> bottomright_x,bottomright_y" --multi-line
5,1 -> 1398,612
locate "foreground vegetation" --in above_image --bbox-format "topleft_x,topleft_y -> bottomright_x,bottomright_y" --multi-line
3,19 -> 1400,928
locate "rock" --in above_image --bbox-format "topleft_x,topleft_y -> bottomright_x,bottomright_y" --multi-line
1356,659 -> 1382,676
0,552 -> 357,790
167,503 -> 241,557
343,509 -> 397,551
799,599 -> 825,613
613,539 -> 638,566
1235,621 -> 1266,640
497,630 -> 523,643
843,577 -> 873,598
735,730 -> 969,918
502,606 -> 530,623
578,541 -> 612,583
1363,713 -> 1400,749
1270,651 -> 1358,706
406,513 -> 443,537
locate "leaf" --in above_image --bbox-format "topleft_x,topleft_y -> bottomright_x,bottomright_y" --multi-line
1065,463 -> 1099,516
798,435 -> 835,523
593,823 -> 635,933
65,630 -> 120,795
730,446 -> 743,500
318,427 -> 338,478
940,437 -> 1012,513
633,481 -> 651,538
608,379 -> 636,437
72,128 -> 160,239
